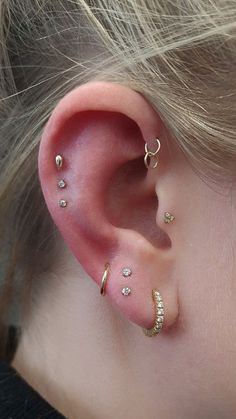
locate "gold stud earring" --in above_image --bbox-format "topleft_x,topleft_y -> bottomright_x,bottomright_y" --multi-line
55,154 -> 63,170
144,138 -> 161,169
164,212 -> 175,224
143,289 -> 164,337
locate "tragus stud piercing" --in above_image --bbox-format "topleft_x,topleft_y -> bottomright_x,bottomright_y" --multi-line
55,155 -> 63,170
164,212 -> 175,224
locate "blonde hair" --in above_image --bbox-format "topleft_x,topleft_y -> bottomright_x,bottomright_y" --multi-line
0,0 -> 236,358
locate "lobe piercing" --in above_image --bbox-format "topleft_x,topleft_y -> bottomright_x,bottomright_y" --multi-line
164,212 -> 175,224
100,263 -> 110,296
59,199 -> 67,208
57,179 -> 66,189
143,289 -> 164,337
55,154 -> 63,170
122,287 -> 131,296
122,267 -> 132,277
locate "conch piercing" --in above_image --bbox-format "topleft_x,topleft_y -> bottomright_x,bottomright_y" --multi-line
100,263 -> 110,296
55,154 -> 63,170
164,212 -> 175,224
144,138 -> 161,169
143,289 -> 164,337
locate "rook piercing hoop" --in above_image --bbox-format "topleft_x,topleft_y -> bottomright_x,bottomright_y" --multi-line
144,138 -> 161,169
143,289 -> 164,337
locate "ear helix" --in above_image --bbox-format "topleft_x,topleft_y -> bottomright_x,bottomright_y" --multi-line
54,138 -> 174,337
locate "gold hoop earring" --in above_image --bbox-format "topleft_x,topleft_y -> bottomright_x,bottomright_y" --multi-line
100,263 -> 110,296
144,138 -> 161,169
143,289 -> 164,337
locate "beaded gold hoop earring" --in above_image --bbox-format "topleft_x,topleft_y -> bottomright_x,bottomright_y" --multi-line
143,289 -> 164,337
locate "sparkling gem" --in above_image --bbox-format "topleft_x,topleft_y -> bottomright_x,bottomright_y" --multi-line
157,316 -> 163,323
122,267 -> 132,277
157,302 -> 164,308
59,199 -> 67,208
157,309 -> 164,315
122,287 -> 131,296
58,179 -> 66,189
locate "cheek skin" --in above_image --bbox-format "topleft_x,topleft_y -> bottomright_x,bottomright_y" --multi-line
174,171 -> 236,414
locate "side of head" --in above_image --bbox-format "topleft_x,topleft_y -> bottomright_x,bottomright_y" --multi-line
1,1 -> 236,416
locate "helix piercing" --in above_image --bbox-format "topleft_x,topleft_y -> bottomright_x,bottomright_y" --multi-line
164,212 -> 175,224
59,199 -> 67,208
57,179 -> 67,189
100,263 -> 110,296
55,154 -> 63,170
143,289 -> 164,337
144,138 -> 161,169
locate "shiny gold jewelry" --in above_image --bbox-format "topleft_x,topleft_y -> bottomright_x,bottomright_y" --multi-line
164,212 -> 175,224
55,154 -> 63,170
144,138 -> 161,169
59,199 -> 67,208
100,263 -> 110,296
143,289 -> 164,337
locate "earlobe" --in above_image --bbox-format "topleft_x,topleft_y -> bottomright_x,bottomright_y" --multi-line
38,81 -> 179,336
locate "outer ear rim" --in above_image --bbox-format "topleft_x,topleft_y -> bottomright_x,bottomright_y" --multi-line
42,81 -> 162,149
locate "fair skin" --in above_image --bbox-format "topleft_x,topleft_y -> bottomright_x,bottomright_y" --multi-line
12,81 -> 236,419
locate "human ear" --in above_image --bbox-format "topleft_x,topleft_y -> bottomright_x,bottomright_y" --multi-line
38,81 -> 179,335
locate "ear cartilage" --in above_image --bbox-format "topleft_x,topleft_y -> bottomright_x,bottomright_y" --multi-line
57,179 -> 66,189
122,267 -> 132,277
143,289 -> 164,337
55,154 -> 63,170
122,287 -> 131,296
59,199 -> 67,208
164,212 -> 175,224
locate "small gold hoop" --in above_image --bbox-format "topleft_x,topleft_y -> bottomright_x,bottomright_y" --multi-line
144,153 -> 159,169
144,138 -> 161,169
143,289 -> 164,337
145,138 -> 161,156
100,263 -> 110,296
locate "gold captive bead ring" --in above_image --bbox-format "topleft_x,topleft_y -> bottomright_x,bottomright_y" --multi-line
100,263 -> 110,296
143,289 -> 164,337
